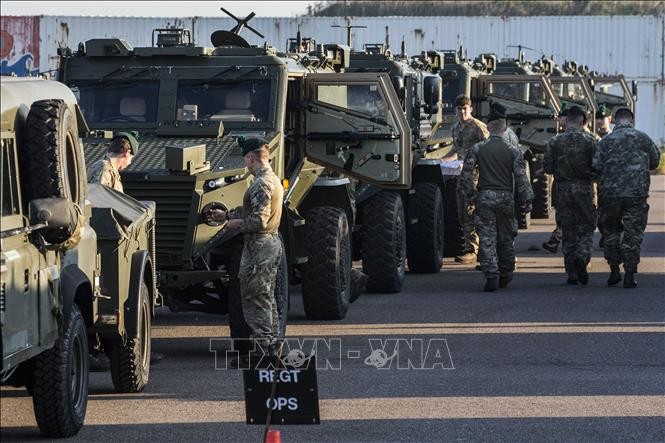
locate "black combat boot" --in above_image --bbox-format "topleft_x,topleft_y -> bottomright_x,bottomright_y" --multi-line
499,273 -> 513,289
484,277 -> 499,292
542,239 -> 559,253
607,265 -> 622,286
575,258 -> 589,285
349,268 -> 369,303
623,271 -> 637,288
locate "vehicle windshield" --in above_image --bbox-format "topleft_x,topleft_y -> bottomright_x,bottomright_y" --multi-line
489,81 -> 549,106
441,78 -> 460,114
550,80 -> 589,106
70,80 -> 160,124
176,79 -> 271,124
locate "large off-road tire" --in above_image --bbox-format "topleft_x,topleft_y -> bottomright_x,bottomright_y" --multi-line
362,192 -> 406,293
443,177 -> 463,258
31,304 -> 88,438
530,156 -> 552,219
226,236 -> 289,352
301,207 -> 351,320
22,99 -> 87,244
108,282 -> 151,393
407,183 -> 444,273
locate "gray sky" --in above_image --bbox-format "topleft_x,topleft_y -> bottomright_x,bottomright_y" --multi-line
1,1 -> 317,17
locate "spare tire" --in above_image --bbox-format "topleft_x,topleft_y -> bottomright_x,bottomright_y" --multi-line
22,99 -> 87,208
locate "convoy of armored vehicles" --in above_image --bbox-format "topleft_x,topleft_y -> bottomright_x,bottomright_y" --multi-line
0,11 -> 637,437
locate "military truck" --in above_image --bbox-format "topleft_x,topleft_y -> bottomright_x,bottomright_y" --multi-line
1,76 -> 92,437
56,12 -> 412,338
1,77 -> 158,442
436,48 -> 561,233
300,42 -> 445,292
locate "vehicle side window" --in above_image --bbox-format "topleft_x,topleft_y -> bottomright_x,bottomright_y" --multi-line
1,138 -> 20,217
316,83 -> 389,120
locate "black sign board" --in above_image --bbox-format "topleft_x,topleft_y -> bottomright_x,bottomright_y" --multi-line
243,356 -> 320,425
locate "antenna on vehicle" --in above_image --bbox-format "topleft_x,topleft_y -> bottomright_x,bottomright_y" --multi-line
211,7 -> 265,47
331,22 -> 367,48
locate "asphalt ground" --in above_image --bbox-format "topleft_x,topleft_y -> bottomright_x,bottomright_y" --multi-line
2,177 -> 664,442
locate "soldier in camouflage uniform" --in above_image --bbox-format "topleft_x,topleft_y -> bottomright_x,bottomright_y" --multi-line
208,137 -> 284,351
449,95 -> 489,263
595,104 -> 614,139
461,103 -> 534,291
543,106 -> 598,285
592,107 -> 660,288
88,132 -> 138,192
542,106 -> 568,253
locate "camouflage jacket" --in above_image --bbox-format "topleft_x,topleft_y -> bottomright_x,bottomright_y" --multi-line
461,135 -> 534,203
88,156 -> 123,192
543,127 -> 597,183
451,117 -> 489,160
592,123 -> 661,197
228,165 -> 284,234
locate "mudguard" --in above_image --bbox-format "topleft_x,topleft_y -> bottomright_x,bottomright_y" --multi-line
60,264 -> 93,328
124,251 -> 152,339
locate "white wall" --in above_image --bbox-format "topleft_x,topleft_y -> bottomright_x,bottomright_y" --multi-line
30,14 -> 665,143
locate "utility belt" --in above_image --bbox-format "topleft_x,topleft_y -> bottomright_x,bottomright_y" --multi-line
243,232 -> 279,241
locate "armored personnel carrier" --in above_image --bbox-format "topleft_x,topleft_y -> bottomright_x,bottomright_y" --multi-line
57,11 -> 412,340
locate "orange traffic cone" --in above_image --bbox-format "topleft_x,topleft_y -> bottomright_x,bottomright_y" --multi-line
265,429 -> 281,443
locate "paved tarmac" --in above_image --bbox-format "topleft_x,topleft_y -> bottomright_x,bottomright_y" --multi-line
2,177 -> 664,442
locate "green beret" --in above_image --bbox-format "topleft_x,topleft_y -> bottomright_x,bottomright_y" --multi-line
559,102 -> 569,117
487,101 -> 506,122
238,136 -> 268,156
595,104 -> 611,119
113,131 -> 139,155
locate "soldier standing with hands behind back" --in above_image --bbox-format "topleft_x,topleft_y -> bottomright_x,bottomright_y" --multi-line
447,95 -> 489,264
593,108 -> 660,288
461,103 -> 534,291
543,105 -> 598,285
207,137 -> 284,354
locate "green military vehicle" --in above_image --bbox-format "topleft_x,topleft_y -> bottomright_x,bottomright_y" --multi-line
436,48 -> 561,235
308,42 -> 445,292
1,76 -> 92,437
56,12 -> 412,339
1,76 -> 158,440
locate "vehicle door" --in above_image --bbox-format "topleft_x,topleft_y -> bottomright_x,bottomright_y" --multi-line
549,76 -> 598,133
303,73 -> 412,188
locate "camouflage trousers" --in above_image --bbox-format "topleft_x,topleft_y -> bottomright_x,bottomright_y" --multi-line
456,179 -> 479,254
555,181 -> 597,276
599,197 -> 649,272
474,190 -> 518,278
238,233 -> 282,349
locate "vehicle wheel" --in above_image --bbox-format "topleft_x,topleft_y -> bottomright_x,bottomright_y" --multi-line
301,207 -> 351,320
22,99 -> 87,244
443,177 -> 463,258
530,156 -> 551,219
362,192 -> 406,293
108,282 -> 151,393
407,183 -> 444,273
31,304 -> 88,438
517,160 -> 531,230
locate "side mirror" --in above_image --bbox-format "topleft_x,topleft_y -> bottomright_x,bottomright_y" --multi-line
423,76 -> 441,107
391,76 -> 405,100
29,198 -> 79,245
631,80 -> 638,100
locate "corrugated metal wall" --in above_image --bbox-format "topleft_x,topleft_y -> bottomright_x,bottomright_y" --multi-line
28,15 -> 665,142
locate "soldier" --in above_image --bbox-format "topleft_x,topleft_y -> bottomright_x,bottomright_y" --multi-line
542,105 -> 568,253
593,107 -> 660,288
88,132 -> 138,192
208,137 -> 284,352
595,104 -> 613,139
461,103 -> 534,291
543,105 -> 598,285
448,94 -> 489,263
